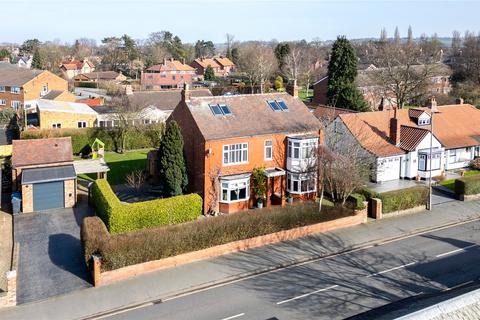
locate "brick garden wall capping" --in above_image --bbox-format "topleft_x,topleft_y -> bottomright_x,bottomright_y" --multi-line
93,206 -> 368,287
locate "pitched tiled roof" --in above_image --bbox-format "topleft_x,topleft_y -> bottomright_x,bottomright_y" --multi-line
399,125 -> 429,151
193,58 -> 221,69
408,108 -> 426,119
12,137 -> 73,168
146,60 -> 195,72
60,59 -> 94,70
182,92 -> 320,140
339,104 -> 480,157
41,90 -> 65,100
128,89 -> 212,111
77,98 -> 104,107
214,57 -> 235,67
79,71 -> 124,81
0,68 -> 44,86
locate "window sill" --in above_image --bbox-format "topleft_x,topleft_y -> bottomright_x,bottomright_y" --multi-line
220,199 -> 249,204
222,162 -> 249,167
287,190 -> 316,195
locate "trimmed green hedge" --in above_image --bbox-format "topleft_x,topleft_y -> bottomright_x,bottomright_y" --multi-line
91,179 -> 202,233
378,186 -> 428,214
81,203 -> 355,271
21,125 -> 163,154
347,193 -> 366,210
455,175 -> 480,196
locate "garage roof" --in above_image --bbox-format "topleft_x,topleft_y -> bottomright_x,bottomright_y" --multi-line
21,165 -> 76,185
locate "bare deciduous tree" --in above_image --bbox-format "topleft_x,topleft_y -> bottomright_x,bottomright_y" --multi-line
208,166 -> 222,215
237,43 -> 275,93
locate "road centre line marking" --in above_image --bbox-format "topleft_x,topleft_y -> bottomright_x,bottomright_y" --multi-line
435,244 -> 478,258
367,262 -> 416,278
220,313 -> 245,320
276,285 -> 339,305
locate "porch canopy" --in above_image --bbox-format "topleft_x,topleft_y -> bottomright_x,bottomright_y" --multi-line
263,167 -> 286,178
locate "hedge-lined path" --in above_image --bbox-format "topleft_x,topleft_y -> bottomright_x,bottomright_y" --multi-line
13,192 -> 93,304
3,199 -> 480,319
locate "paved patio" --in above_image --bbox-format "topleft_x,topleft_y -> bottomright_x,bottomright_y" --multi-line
366,179 -> 426,193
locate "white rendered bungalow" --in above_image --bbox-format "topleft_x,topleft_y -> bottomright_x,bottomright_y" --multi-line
327,98 -> 480,183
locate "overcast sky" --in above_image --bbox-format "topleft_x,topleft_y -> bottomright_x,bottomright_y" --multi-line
1,0 -> 479,44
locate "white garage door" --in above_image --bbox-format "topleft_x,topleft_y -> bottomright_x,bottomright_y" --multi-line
377,157 -> 400,182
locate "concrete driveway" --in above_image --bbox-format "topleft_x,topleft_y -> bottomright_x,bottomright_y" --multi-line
14,193 -> 93,304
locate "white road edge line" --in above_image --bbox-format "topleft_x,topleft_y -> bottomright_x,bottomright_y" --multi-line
435,244 -> 478,258
220,313 -> 245,320
276,285 -> 339,305
367,262 -> 416,278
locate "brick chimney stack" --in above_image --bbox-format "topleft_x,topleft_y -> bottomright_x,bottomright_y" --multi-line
389,108 -> 401,146
181,83 -> 190,102
286,79 -> 299,98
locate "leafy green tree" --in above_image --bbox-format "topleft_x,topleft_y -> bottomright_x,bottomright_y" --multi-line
194,40 -> 215,58
31,48 -> 46,69
204,65 -> 215,80
274,43 -> 290,76
20,39 -> 40,54
327,36 -> 368,111
158,121 -> 188,196
230,47 -> 240,65
0,48 -> 10,60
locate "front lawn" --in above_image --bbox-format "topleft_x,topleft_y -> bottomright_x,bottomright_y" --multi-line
439,170 -> 480,191
78,149 -> 152,185
299,87 -> 313,102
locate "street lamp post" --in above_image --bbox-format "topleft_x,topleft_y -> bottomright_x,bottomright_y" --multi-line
427,109 -> 433,210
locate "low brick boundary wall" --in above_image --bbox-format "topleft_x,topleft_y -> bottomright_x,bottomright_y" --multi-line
94,208 -> 368,287
0,242 -> 19,308
369,198 -> 426,220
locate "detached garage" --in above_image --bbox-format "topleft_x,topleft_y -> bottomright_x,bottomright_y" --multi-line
12,137 -> 77,213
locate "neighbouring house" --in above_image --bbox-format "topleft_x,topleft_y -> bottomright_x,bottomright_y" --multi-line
190,57 -> 236,78
12,55 -> 32,69
35,99 -> 98,129
313,105 -> 356,123
59,58 -> 95,79
0,67 -> 68,111
313,64 -> 452,110
140,58 -> 196,90
327,98 -> 480,183
41,90 -> 77,102
169,84 -> 320,214
94,88 -> 212,127
73,71 -> 127,83
11,137 -> 77,212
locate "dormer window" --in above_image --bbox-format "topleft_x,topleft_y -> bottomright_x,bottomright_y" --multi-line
418,118 -> 430,125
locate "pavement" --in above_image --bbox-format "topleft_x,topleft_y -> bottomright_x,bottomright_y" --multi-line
13,193 -> 93,304
1,199 -> 480,319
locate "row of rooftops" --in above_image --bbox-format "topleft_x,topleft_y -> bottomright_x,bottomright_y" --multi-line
145,56 -> 234,73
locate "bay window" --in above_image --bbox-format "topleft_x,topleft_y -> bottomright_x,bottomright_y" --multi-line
220,177 -> 250,203
223,143 -> 248,165
286,172 -> 316,194
288,139 -> 317,160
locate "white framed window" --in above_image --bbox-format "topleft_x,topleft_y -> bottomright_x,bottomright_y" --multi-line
286,173 -> 316,194
52,123 -> 61,129
77,121 -> 87,128
10,86 -> 20,94
220,177 -> 250,203
0,99 -> 6,106
223,143 -> 248,165
0,86 -> 5,92
264,140 -> 273,160
449,149 -> 456,164
11,100 -> 21,110
418,118 -> 430,125
419,153 -> 441,171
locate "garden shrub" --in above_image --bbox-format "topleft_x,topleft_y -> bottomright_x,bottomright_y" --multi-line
82,203 -> 355,271
378,186 -> 428,213
455,175 -> 480,196
81,216 -> 109,264
470,158 -> 480,171
347,193 -> 366,210
356,187 -> 380,200
21,125 -> 163,153
91,179 -> 202,234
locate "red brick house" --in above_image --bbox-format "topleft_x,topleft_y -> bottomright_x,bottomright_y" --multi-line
190,57 -> 235,78
140,58 -> 196,90
169,85 -> 320,214
59,58 -> 95,80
